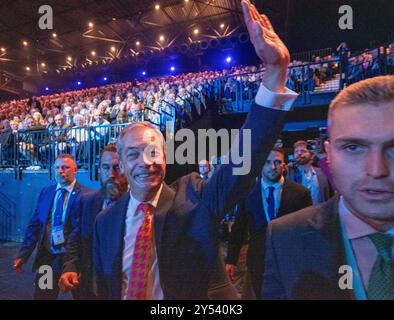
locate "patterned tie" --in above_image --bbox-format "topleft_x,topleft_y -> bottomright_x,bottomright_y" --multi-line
266,186 -> 276,221
127,203 -> 155,300
367,233 -> 394,300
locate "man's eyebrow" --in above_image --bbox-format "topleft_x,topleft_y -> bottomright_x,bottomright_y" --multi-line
333,137 -> 394,146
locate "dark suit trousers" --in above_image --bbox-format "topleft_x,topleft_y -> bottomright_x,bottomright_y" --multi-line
33,249 -> 80,300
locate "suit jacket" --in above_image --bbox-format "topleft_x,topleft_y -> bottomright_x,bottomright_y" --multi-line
262,195 -> 354,300
62,190 -> 105,297
93,104 -> 289,300
226,178 -> 312,297
287,165 -> 334,203
17,182 -> 90,273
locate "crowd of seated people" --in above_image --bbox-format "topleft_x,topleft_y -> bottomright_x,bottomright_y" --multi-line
0,41 -> 393,168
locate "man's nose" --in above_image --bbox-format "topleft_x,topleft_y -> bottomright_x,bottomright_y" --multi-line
365,150 -> 390,179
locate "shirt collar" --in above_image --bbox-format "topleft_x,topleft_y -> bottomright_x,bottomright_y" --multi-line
129,183 -> 163,213
56,179 -> 76,193
262,176 -> 284,189
339,196 -> 379,240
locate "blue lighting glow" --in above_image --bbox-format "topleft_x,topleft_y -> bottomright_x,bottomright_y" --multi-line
226,56 -> 232,63
77,81 -> 82,86
170,66 -> 175,72
103,76 -> 108,81
142,71 -> 146,76
45,87 -> 49,91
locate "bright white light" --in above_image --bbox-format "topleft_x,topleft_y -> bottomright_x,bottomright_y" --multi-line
111,46 -> 116,52
26,66 -> 30,71
1,48 -> 5,52
91,51 -> 96,56
226,56 -> 232,63
67,56 -> 72,61
136,41 -> 141,46
159,35 -> 165,42
220,23 -> 225,29
194,29 -> 199,35
23,41 -> 28,46
88,22 -> 94,28
142,71 -> 146,76
41,62 -> 46,67
170,66 -> 175,71
155,4 -> 160,10
52,33 -> 57,38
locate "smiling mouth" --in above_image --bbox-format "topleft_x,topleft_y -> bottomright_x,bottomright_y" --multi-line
135,173 -> 156,179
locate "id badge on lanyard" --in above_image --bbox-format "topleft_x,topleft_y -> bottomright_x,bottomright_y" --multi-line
52,225 -> 65,246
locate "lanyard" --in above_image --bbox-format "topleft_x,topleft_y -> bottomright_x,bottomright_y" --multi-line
338,213 -> 368,300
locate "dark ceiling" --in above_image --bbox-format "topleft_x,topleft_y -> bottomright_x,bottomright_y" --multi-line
0,0 -> 248,79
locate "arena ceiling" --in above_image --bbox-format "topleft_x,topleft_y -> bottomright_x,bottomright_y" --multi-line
0,0 -> 289,83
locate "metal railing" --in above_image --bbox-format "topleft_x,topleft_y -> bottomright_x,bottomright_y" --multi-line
1,50 -> 393,177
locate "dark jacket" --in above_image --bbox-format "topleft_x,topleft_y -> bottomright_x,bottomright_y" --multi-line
93,104 -> 288,300
226,178 -> 312,297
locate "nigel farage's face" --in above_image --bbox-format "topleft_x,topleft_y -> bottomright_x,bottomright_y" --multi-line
120,127 -> 166,200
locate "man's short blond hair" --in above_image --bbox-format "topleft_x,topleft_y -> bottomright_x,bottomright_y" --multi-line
329,75 -> 394,121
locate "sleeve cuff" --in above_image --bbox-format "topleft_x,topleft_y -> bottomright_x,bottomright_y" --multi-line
255,83 -> 298,111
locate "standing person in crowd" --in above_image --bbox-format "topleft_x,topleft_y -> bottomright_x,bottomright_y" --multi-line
92,0 -> 298,300
225,147 -> 312,299
287,140 -> 334,205
59,144 -> 128,299
13,154 -> 90,299
198,159 -> 212,180
263,75 -> 394,300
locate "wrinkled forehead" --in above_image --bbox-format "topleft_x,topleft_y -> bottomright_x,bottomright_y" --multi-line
123,127 -> 164,150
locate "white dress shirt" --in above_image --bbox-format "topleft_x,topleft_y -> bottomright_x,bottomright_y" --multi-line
261,176 -> 285,223
121,184 -> 164,300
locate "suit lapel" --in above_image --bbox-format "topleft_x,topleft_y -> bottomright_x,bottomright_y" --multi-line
299,196 -> 354,299
277,179 -> 291,216
41,185 -> 57,225
249,176 -> 265,228
64,183 -> 82,221
154,183 -> 175,257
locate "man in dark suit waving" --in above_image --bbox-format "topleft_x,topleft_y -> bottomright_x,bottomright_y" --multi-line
93,0 -> 299,300
13,154 -> 90,299
263,75 -> 394,300
225,147 -> 312,298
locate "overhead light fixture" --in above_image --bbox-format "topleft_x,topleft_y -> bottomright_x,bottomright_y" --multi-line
52,33 -> 57,38
0,48 -> 5,52
155,4 -> 160,10
193,28 -> 199,35
111,46 -> 116,52
25,66 -> 30,71
88,22 -> 94,28
91,51 -> 96,56
159,35 -> 165,42
136,41 -> 141,46
67,56 -> 72,61
220,23 -> 225,29
185,0 -> 190,2
41,62 -> 46,67
23,41 -> 28,46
